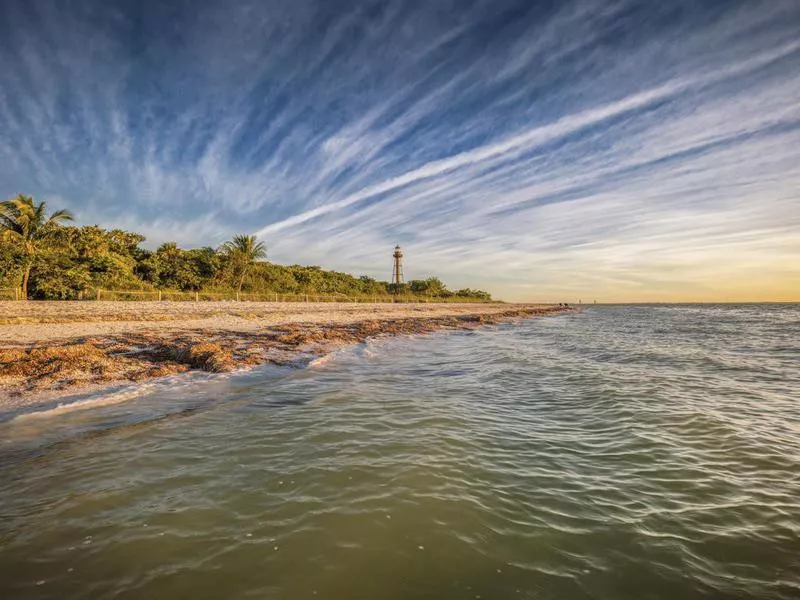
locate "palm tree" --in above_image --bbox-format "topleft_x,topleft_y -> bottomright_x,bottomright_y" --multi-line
220,234 -> 267,295
0,195 -> 74,299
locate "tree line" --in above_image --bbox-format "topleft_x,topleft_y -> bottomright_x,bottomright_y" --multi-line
0,195 -> 492,301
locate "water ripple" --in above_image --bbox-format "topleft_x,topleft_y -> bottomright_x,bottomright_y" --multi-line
0,304 -> 799,599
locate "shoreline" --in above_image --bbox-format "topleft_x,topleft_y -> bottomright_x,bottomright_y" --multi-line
0,302 -> 573,414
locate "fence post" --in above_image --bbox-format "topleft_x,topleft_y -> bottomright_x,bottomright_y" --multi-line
158,290 -> 162,301
275,293 -> 278,302
195,291 -> 199,302
97,289 -> 101,301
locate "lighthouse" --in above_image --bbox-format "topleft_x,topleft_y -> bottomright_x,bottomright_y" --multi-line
392,245 -> 404,285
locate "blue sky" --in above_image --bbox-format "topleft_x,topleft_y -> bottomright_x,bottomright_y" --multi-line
1,0 -> 798,301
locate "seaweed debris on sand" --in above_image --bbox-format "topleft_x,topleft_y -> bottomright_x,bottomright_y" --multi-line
0,304 -> 571,405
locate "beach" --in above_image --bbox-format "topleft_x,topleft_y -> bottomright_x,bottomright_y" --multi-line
2,304 -> 797,600
0,301 -> 569,410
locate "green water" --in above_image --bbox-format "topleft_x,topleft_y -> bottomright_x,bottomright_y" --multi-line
1,305 -> 799,599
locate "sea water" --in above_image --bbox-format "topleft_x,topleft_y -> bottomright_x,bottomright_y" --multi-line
0,304 -> 798,599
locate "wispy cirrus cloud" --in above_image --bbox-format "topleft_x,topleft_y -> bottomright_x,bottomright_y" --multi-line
0,0 -> 798,301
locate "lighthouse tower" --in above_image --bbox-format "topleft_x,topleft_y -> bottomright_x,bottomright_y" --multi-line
392,245 -> 404,285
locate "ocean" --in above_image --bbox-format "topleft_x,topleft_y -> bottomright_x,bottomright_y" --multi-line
0,304 -> 798,599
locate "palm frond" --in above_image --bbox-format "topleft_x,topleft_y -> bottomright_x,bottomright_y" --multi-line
0,195 -> 75,244
0,200 -> 22,220
34,200 -> 46,223
0,213 -> 23,235
48,208 -> 75,223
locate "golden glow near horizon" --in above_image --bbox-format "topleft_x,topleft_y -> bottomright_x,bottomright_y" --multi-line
501,264 -> 800,304
495,257 -> 800,303
427,224 -> 800,304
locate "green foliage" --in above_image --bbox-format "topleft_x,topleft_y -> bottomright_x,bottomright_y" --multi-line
0,237 -> 24,289
388,282 -> 409,295
136,243 -> 220,291
409,277 -> 448,296
220,234 -> 268,293
28,250 -> 92,300
454,288 -> 492,301
1,195 -> 493,301
0,195 -> 74,298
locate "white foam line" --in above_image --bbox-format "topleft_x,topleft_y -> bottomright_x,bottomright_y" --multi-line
7,371 -> 224,422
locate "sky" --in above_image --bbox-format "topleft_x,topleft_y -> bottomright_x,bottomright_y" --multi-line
0,0 -> 798,302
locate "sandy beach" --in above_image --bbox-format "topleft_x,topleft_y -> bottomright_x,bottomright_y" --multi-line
0,301 -> 570,410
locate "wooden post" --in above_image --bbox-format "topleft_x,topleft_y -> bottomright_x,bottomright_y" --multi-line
158,290 -> 162,301
236,290 -> 240,302
97,289 -> 101,301
195,291 -> 199,302
275,293 -> 278,303
305,294 -> 308,303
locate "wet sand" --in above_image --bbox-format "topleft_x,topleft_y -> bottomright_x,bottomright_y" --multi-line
0,301 -> 571,411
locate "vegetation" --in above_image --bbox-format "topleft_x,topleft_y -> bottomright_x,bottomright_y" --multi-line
0,196 -> 492,301
220,234 -> 268,294
0,195 -> 74,298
